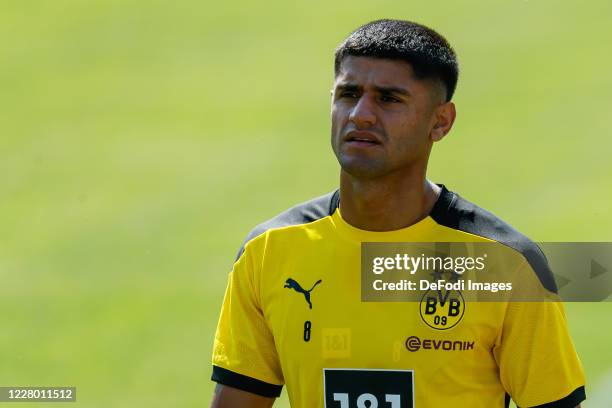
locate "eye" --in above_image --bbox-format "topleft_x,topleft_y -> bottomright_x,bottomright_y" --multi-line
380,95 -> 400,103
340,91 -> 358,99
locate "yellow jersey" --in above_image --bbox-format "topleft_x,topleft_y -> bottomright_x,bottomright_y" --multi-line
211,185 -> 585,407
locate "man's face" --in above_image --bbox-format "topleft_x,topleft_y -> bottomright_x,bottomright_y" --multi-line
331,56 -> 445,180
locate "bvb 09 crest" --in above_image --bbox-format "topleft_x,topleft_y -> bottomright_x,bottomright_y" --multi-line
419,288 -> 465,330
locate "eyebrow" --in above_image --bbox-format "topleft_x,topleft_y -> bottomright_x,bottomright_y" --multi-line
335,82 -> 411,97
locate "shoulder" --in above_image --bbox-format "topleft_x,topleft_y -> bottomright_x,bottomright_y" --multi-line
431,185 -> 557,294
235,189 -> 340,260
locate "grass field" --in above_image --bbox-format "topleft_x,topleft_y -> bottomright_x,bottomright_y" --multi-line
1,1 -> 611,407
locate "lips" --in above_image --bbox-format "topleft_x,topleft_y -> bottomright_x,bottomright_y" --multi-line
344,130 -> 382,145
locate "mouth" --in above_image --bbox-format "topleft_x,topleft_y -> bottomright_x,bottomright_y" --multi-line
344,130 -> 382,146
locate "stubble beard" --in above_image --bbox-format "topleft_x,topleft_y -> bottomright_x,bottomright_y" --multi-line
332,137 -> 392,181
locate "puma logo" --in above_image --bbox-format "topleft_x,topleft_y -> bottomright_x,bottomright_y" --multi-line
284,278 -> 322,309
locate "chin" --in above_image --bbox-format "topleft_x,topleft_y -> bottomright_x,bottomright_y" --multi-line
338,156 -> 389,180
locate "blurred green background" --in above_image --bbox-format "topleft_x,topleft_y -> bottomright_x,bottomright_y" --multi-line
1,0 -> 610,407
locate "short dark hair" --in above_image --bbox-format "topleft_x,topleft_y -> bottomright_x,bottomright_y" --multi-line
334,19 -> 459,102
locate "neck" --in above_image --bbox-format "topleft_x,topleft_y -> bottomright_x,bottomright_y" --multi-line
338,168 -> 441,231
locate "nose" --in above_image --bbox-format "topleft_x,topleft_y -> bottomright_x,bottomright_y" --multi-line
349,95 -> 377,128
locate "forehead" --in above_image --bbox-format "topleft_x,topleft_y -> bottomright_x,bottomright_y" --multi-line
334,56 -> 417,88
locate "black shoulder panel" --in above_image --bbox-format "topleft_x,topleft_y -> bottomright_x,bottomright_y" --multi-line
235,189 -> 340,260
430,185 -> 558,294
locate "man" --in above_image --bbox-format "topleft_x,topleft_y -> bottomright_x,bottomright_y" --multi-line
210,19 -> 586,407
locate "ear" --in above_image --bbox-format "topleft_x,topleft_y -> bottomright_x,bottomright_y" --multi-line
430,101 -> 456,142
